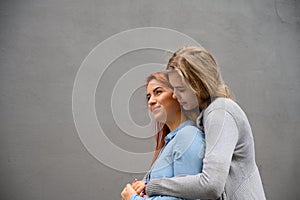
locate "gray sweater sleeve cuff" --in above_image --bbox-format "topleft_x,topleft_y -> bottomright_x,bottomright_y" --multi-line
146,179 -> 161,197
146,177 -> 199,199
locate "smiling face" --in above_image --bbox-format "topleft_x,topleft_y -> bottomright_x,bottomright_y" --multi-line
168,71 -> 199,111
146,79 -> 181,124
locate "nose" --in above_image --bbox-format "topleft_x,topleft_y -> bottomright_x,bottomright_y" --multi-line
173,89 -> 180,100
172,92 -> 177,99
147,95 -> 157,108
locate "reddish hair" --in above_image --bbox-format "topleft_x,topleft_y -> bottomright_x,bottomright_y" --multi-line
146,72 -> 172,166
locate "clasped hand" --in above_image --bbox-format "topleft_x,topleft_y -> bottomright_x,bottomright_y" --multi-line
121,179 -> 147,200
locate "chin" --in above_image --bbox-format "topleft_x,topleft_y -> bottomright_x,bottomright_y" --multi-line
183,105 -> 192,111
183,104 -> 198,111
153,114 -> 167,123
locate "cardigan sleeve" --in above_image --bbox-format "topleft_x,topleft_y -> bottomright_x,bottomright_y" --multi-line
146,109 -> 239,199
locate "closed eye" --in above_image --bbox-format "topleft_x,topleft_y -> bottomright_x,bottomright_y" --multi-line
174,87 -> 186,92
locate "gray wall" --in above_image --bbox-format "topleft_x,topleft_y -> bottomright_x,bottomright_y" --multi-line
1,0 -> 299,199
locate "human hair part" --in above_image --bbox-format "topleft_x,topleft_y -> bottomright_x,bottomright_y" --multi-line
167,46 -> 232,110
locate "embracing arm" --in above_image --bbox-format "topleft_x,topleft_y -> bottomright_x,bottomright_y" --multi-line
146,109 -> 239,199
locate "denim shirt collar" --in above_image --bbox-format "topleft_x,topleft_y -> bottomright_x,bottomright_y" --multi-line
164,120 -> 195,144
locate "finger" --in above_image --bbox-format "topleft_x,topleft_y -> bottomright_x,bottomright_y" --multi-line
132,180 -> 141,188
136,185 -> 145,194
126,183 -> 133,190
132,181 -> 143,190
121,185 -> 128,198
136,186 -> 142,193
138,189 -> 146,197
131,178 -> 138,184
138,184 -> 145,191
132,183 -> 138,190
140,190 -> 148,198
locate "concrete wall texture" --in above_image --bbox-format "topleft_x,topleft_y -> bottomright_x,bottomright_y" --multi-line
1,0 -> 299,199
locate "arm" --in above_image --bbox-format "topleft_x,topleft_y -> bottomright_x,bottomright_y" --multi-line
146,109 -> 239,199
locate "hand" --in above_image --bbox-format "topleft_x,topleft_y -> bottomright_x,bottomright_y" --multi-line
132,179 -> 146,196
121,184 -> 137,200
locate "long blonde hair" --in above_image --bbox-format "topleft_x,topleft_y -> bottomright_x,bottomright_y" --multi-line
167,46 -> 232,110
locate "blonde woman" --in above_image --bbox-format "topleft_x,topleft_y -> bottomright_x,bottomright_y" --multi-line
144,46 -> 266,200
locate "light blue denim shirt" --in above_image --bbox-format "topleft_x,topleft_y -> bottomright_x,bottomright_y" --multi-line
130,120 -> 205,200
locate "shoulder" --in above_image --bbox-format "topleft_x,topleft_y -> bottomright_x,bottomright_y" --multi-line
177,123 -> 204,137
175,124 -> 205,145
206,98 -> 239,112
201,98 -> 253,140
204,98 -> 248,121
173,123 -> 205,157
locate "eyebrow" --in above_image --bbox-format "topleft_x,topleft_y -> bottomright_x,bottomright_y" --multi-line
153,87 -> 162,92
146,87 -> 163,98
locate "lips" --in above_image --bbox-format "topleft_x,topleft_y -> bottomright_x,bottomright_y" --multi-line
179,101 -> 186,105
151,105 -> 161,112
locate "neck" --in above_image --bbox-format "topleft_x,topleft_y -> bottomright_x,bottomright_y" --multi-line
166,114 -> 186,132
184,106 -> 200,122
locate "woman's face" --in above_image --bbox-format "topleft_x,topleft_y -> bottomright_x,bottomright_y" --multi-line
146,79 -> 180,123
168,72 -> 199,111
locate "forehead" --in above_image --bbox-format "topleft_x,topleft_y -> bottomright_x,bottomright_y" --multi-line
146,79 -> 166,92
168,72 -> 186,86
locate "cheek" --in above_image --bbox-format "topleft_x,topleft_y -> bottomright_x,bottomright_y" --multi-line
160,92 -> 180,111
181,92 -> 197,108
174,92 -> 182,99
166,99 -> 180,112
186,91 -> 196,101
